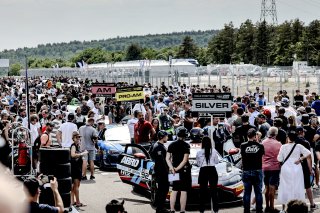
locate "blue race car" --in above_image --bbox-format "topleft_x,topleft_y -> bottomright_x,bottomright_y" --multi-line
95,140 -> 124,170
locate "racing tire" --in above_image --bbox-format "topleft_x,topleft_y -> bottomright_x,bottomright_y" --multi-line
60,192 -> 71,208
39,148 -> 70,165
39,163 -> 71,179
57,177 -> 72,193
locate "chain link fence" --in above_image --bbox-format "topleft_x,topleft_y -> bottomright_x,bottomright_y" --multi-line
21,65 -> 320,101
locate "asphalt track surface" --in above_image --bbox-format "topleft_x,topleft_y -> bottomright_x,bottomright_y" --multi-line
79,168 -> 320,213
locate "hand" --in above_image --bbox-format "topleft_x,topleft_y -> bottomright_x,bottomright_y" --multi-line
170,168 -> 176,175
310,170 -> 314,176
50,177 -> 58,191
82,150 -> 88,155
294,159 -> 301,165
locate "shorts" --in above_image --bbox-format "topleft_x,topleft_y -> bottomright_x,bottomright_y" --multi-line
263,170 -> 280,187
172,171 -> 192,191
83,150 -> 96,161
303,167 -> 311,189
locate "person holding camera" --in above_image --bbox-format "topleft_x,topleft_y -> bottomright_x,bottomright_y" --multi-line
23,176 -> 64,213
79,117 -> 98,180
70,131 -> 88,207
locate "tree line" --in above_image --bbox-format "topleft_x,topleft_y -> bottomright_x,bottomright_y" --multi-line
6,19 -> 320,75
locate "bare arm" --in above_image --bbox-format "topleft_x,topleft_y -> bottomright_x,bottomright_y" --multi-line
50,178 -> 64,213
307,155 -> 313,174
174,154 -> 189,171
166,152 -> 175,174
56,131 -> 62,145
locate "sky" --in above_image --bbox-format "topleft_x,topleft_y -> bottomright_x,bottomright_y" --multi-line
0,0 -> 319,51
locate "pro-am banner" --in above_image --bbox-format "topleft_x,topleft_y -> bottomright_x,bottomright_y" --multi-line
91,83 -> 116,97
115,86 -> 144,102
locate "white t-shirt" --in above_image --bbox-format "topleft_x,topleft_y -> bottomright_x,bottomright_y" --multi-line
156,102 -> 167,114
30,123 -> 41,145
58,122 -> 78,148
127,118 -> 138,138
87,99 -> 94,109
132,104 -> 146,116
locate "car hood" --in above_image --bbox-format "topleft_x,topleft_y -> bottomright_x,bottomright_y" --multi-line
97,140 -> 124,152
104,124 -> 131,146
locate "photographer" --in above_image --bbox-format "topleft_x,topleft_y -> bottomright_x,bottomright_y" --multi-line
23,177 -> 64,213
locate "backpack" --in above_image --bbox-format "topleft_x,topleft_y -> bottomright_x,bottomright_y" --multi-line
33,132 -> 49,153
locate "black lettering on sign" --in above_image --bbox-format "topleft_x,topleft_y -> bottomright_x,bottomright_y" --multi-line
195,102 -> 229,108
97,88 -> 112,93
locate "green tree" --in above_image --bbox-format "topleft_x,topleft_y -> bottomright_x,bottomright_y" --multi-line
304,20 -> 320,65
9,63 -> 22,76
235,19 -> 255,64
177,36 -> 198,58
196,47 -> 208,66
125,43 -> 142,61
270,21 -> 295,65
207,22 -> 235,64
253,21 -> 270,65
71,48 -> 109,65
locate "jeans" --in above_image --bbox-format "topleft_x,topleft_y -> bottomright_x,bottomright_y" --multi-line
242,170 -> 263,213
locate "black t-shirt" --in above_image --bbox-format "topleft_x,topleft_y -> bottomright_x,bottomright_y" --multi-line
303,125 -> 316,149
167,140 -> 190,169
29,202 -> 58,213
276,128 -> 287,145
240,141 -> 264,171
277,115 -> 288,131
233,124 -> 257,147
149,142 -> 168,178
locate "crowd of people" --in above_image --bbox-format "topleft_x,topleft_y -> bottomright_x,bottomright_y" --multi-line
0,76 -> 320,213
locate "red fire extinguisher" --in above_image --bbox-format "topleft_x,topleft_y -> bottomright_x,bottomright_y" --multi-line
18,142 -> 28,166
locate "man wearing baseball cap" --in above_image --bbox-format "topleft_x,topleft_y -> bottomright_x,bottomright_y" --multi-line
149,130 -> 170,213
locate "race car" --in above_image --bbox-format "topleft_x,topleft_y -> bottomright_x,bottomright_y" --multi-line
117,142 -> 243,206
94,140 -> 124,169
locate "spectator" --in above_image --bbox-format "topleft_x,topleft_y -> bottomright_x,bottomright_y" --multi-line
311,95 -> 320,116
256,114 -> 271,139
277,130 -> 311,212
262,127 -> 282,213
127,110 -> 139,144
166,127 -> 191,213
134,111 -> 155,144
57,113 -> 78,148
105,200 -> 126,213
40,122 -> 54,147
149,131 -> 170,213
248,103 -> 259,126
79,117 -> 98,180
23,177 -> 64,213
233,115 -> 256,148
273,118 -> 287,145
196,137 -> 219,213
51,110 -> 63,145
75,107 -> 86,129
240,128 -> 264,213
97,120 -> 107,141
295,126 -> 318,210
70,131 -> 87,207
286,200 -> 308,213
